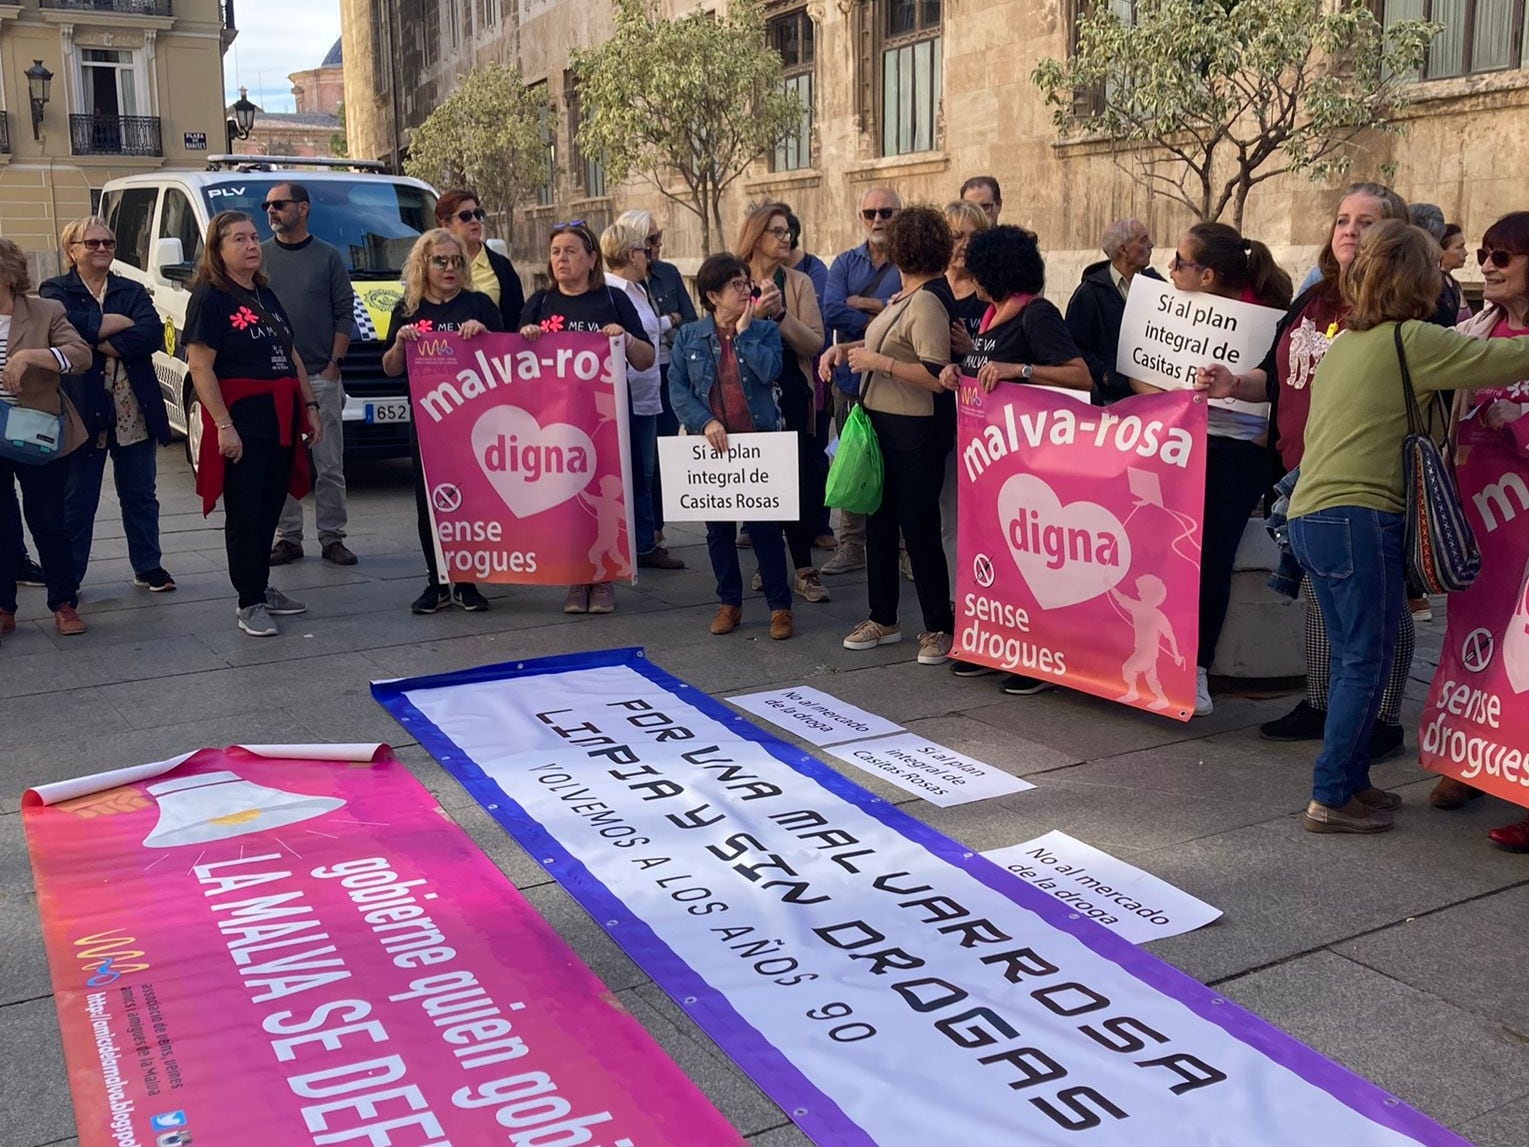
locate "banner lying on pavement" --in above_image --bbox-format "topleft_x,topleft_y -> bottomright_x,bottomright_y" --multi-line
22,742 -> 743,1147
374,647 -> 1467,1147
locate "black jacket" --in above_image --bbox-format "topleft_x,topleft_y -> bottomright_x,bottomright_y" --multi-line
1064,261 -> 1165,406
485,246 -> 526,331
39,268 -> 170,445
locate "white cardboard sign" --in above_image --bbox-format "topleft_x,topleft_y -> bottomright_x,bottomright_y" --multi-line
727,684 -> 902,746
825,731 -> 1035,805
985,830 -> 1222,944
659,431 -> 799,521
1115,278 -> 1283,406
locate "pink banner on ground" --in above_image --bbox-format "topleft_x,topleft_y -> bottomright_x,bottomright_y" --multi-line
954,383 -> 1207,720
1420,395 -> 1529,808
22,744 -> 745,1147
408,330 -> 634,585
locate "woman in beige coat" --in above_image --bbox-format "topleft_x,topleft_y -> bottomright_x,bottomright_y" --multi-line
736,201 -> 830,604
0,237 -> 92,639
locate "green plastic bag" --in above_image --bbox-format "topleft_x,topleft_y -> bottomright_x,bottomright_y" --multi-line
825,403 -> 884,514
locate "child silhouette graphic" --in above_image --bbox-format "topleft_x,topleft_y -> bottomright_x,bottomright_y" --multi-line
1112,574 -> 1184,711
579,474 -> 631,580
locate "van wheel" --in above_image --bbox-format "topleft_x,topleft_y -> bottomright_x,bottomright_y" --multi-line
184,392 -> 204,473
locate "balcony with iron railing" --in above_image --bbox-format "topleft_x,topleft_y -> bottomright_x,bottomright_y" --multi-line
70,114 -> 162,157
40,0 -> 174,13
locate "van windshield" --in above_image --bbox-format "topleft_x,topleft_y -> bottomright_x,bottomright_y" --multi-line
200,179 -> 436,278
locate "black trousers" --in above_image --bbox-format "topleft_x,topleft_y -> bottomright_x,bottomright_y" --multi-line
780,386 -> 827,572
223,435 -> 293,609
1197,435 -> 1268,668
866,410 -> 952,633
0,456 -> 75,612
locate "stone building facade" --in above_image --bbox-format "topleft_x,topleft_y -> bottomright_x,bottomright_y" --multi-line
0,0 -> 235,279
340,0 -> 1529,292
231,39 -> 344,161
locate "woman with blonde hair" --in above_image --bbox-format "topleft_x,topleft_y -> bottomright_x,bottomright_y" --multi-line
42,215 -> 174,595
734,201 -> 829,604
602,221 -> 683,571
0,236 -> 92,641
184,211 -> 321,636
1206,220 -> 1529,834
382,228 -> 501,614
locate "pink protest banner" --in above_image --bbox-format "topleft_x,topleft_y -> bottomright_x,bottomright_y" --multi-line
1420,393 -> 1529,808
955,383 -> 1207,720
408,330 -> 634,586
22,743 -> 745,1147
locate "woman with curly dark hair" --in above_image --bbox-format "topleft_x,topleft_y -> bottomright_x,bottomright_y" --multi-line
939,225 -> 1091,692
819,205 -> 957,667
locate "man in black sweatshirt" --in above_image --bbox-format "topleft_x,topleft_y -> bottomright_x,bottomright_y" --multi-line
1065,217 -> 1163,406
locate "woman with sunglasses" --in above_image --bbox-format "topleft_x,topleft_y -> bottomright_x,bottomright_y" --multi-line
1138,222 -> 1291,717
736,201 -> 829,605
382,229 -> 502,615
41,216 -> 175,597
436,189 -> 524,329
1427,213 -> 1529,847
1200,183 -> 1417,756
520,221 -> 655,616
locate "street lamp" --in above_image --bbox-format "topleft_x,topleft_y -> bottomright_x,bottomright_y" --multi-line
25,60 -> 52,141
226,86 -> 257,151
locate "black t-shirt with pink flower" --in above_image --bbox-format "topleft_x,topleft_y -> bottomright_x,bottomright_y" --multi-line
186,282 -> 298,438
520,285 -> 651,345
384,290 -> 504,354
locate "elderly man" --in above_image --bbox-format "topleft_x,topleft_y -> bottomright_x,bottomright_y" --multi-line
821,187 -> 902,575
959,176 -> 1002,225
1065,217 -> 1160,406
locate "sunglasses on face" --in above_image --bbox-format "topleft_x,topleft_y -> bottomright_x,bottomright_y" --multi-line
861,207 -> 896,221
454,208 -> 487,223
429,255 -> 465,270
260,199 -> 295,213
75,238 -> 116,251
1478,248 -> 1521,269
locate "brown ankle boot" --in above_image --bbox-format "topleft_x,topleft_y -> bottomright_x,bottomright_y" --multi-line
1428,776 -> 1482,810
769,609 -> 794,640
710,605 -> 742,635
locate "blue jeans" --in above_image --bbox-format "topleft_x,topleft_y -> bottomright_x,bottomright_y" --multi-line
65,435 -> 162,584
629,411 -> 658,556
1289,506 -> 1405,807
707,520 -> 791,610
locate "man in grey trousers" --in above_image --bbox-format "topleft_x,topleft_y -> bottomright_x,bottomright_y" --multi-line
262,181 -> 358,566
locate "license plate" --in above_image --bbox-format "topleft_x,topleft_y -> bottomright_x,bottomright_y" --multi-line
365,401 -> 411,424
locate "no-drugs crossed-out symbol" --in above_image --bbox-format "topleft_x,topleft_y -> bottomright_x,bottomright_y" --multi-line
1461,627 -> 1495,673
432,483 -> 462,514
973,552 -> 995,589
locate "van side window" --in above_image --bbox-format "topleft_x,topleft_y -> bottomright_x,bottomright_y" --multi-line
158,188 -> 202,269
114,188 -> 158,271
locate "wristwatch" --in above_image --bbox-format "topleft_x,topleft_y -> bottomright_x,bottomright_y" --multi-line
1020,363 -> 1034,381
329,356 -> 346,370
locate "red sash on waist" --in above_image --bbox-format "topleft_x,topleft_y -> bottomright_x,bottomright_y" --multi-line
195,376 -> 312,516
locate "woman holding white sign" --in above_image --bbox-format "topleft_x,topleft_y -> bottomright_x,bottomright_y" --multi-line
668,254 -> 793,640
1137,222 -> 1291,717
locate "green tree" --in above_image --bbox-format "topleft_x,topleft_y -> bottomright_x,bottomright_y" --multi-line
329,102 -> 348,159
1033,0 -> 1438,228
404,63 -> 553,237
572,0 -> 804,253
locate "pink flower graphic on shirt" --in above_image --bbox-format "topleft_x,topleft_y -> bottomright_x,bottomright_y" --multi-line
415,319 -> 435,333
539,314 -> 565,334
229,306 -> 258,331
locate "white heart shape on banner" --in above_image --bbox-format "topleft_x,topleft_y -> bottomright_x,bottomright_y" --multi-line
1501,558 -> 1529,695
470,405 -> 596,518
997,471 -> 1132,610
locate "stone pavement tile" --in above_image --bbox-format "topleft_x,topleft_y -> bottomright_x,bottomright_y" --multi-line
901,712 -> 1087,777
1334,885 -> 1529,1035
0,688 -> 131,747
1137,806 -> 1529,985
747,1122 -> 814,1146
0,996 -> 74,1147
521,880 -> 650,993
0,636 -> 227,700
1457,1097 -> 1529,1147
0,813 -> 50,1005
618,982 -> 786,1137
1216,950 -> 1529,1128
801,657 -> 999,725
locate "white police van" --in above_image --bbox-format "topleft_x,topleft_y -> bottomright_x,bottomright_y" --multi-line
98,157 -> 437,468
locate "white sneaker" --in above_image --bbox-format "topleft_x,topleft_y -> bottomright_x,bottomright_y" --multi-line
843,618 -> 901,650
1194,666 -> 1213,716
917,631 -> 952,665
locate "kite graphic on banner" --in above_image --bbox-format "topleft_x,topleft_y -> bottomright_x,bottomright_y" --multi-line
374,647 -> 1468,1147
21,742 -> 744,1147
955,383 -> 1206,718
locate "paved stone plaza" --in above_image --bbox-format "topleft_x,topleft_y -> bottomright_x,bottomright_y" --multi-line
3,446 -> 1527,1147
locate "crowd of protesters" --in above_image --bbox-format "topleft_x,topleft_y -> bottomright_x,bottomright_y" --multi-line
4,176 -> 1528,851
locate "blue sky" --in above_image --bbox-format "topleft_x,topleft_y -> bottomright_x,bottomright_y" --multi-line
222,0 -> 342,113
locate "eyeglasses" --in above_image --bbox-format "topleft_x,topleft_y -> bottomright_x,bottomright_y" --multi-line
630,245 -> 649,257
260,199 -> 295,213
725,277 -> 752,293
74,238 -> 116,251
764,226 -> 792,240
428,255 -> 466,270
453,208 -> 487,223
1170,253 -> 1204,273
861,207 -> 897,221
1478,247 -> 1521,269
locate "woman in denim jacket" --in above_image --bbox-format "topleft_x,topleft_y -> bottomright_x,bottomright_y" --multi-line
668,253 -> 792,639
